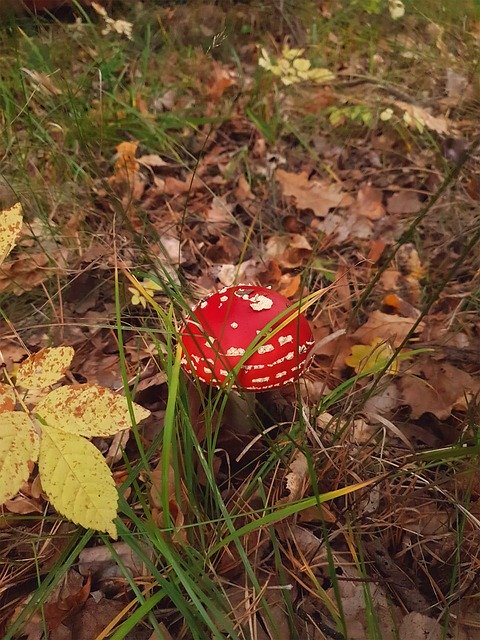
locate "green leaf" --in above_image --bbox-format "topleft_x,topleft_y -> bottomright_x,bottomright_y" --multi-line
38,424 -> 118,538
16,346 -> 74,390
0,203 -> 23,267
36,383 -> 150,437
0,412 -> 39,503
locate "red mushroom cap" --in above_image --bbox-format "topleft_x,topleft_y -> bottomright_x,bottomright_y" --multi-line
179,285 -> 314,390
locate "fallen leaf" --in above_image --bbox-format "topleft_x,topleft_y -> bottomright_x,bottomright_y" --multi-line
387,191 -> 423,214
396,100 -> 451,135
355,183 -> 385,220
275,169 -> 345,216
207,61 -> 236,100
399,358 -> 480,419
399,612 -> 441,640
345,337 -> 399,375
353,310 -> 422,347
265,234 -> 312,268
44,571 -> 91,631
285,450 -> 309,501
78,542 -> 151,580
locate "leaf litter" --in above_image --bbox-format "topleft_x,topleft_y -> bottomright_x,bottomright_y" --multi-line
0,2 -> 479,639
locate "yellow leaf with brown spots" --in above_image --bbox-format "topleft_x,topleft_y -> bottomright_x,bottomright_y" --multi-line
0,383 -> 16,413
36,384 -> 150,437
16,346 -> 74,390
38,424 -> 118,538
0,412 -> 39,503
0,203 -> 23,267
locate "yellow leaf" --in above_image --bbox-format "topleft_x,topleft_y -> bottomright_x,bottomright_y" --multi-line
345,337 -> 399,375
0,383 -> 16,413
16,346 -> 74,390
36,383 -> 150,437
39,424 -> 118,538
292,58 -> 311,72
0,412 -> 39,503
0,203 -> 23,267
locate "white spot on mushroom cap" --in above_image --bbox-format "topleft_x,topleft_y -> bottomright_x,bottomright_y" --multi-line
249,294 -> 274,311
220,295 -> 228,302
285,351 -> 294,360
204,367 -> 212,374
275,371 -> 287,379
252,377 -> 270,383
278,335 -> 293,346
257,344 -> 274,354
220,369 -> 228,376
230,322 -> 238,329
243,363 -> 266,371
226,346 -> 245,356
200,301 -> 208,309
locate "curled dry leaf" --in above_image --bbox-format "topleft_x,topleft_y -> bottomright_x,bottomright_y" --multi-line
285,450 -> 309,501
275,169 -> 345,216
36,383 -> 150,437
16,346 -> 74,390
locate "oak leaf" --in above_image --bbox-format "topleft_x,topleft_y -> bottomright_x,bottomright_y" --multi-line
16,346 -> 74,390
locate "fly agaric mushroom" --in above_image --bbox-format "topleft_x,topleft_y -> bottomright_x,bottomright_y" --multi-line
179,285 -> 315,391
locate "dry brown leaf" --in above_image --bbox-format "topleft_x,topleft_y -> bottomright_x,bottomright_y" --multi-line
205,196 -> 235,229
275,169 -> 345,216
277,273 -> 301,298
108,140 -> 145,202
399,359 -> 480,419
44,571 -> 91,632
0,252 -> 57,295
207,61 -> 236,100
396,100 -> 451,135
355,183 -> 385,220
353,310 -> 422,347
78,542 -> 150,580
265,234 -> 312,268
399,613 -> 441,640
387,191 -> 423,214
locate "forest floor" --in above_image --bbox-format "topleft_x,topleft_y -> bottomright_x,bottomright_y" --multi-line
0,1 -> 480,639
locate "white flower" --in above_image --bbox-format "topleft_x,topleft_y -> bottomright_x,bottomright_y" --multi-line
389,0 -> 405,20
380,107 -> 394,121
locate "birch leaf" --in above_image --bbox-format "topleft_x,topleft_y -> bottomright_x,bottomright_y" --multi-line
16,346 -> 74,390
36,383 -> 150,437
0,203 -> 23,267
39,424 -> 118,538
0,412 -> 39,503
